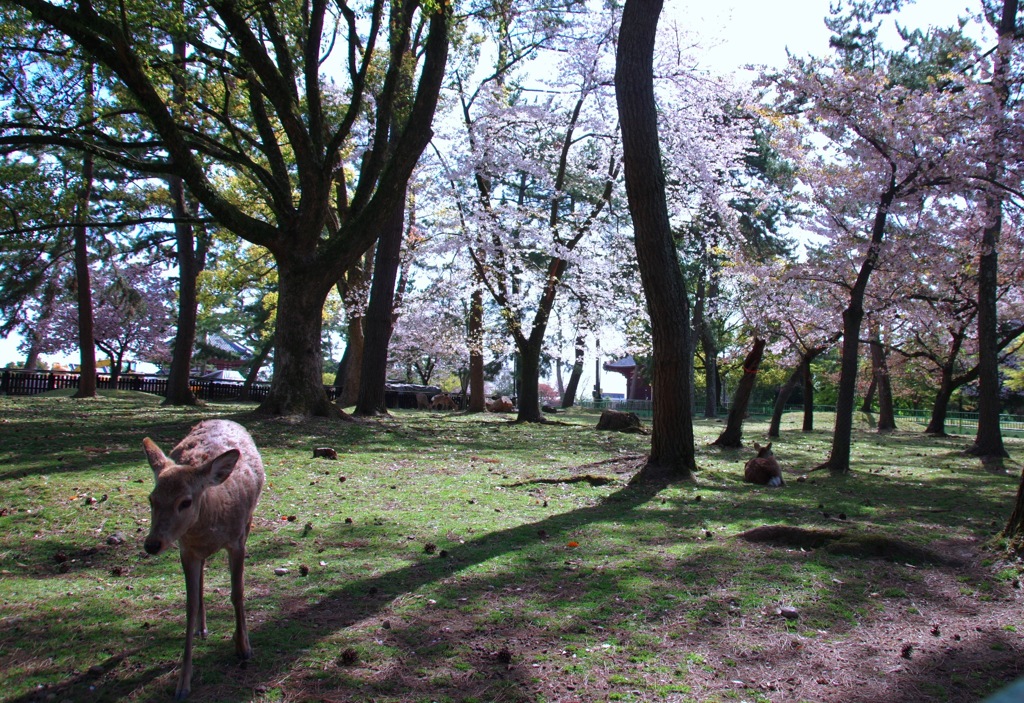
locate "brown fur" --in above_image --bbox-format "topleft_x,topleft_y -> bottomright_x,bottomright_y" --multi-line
142,419 -> 264,700
743,442 -> 784,487
430,393 -> 456,410
486,396 -> 514,412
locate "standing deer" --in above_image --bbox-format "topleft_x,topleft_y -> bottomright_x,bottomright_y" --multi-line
142,419 -> 265,700
430,392 -> 456,410
743,442 -> 785,487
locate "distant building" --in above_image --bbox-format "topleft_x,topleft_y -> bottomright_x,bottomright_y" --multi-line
196,333 -> 252,371
603,356 -> 652,400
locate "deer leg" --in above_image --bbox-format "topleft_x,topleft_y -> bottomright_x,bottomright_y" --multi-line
227,543 -> 252,660
177,554 -> 203,701
196,558 -> 207,638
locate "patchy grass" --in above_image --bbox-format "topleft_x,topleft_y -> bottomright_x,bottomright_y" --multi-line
0,394 -> 1022,703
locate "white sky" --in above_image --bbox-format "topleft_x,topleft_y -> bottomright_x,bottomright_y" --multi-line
0,0 -> 992,375
668,0 -> 988,77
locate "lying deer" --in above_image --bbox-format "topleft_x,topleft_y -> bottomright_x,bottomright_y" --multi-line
743,442 -> 784,487
142,419 -> 265,700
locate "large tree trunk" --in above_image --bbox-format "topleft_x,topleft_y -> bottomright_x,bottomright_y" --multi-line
693,278 -> 718,418
769,361 -> 804,439
702,337 -> 718,418
616,0 -> 696,482
355,189 -> 407,417
968,203 -> 1009,458
870,331 -> 897,432
72,64 -> 96,400
861,376 -> 876,413
334,316 -> 364,408
240,335 -> 273,402
516,339 -> 544,422
561,333 -> 585,409
827,306 -> 866,472
771,346 -> 828,437
334,255 -> 372,406
925,369 -> 957,436
713,337 -> 766,447
467,286 -> 486,413
163,31 -> 203,406
967,0 -> 1015,462
820,180 -> 895,473
256,268 -> 338,417
803,359 -> 815,432
107,348 -> 125,387
163,175 -> 203,406
1001,464 -> 1024,554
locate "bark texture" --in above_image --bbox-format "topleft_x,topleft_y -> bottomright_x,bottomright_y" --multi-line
713,337 -> 766,448
967,0 -> 1016,460
72,65 -> 96,400
355,189 -> 407,417
615,0 -> 695,482
561,334 -> 585,409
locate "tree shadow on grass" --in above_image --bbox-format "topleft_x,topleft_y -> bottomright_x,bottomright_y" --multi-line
3,405 -> 1020,701
3,477 -> 670,702
4,466 -> 1023,703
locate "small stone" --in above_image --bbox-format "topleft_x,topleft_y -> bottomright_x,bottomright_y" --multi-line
274,567 -> 289,576
779,606 -> 799,620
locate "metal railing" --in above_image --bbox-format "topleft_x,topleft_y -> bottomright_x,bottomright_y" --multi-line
0,369 -> 279,402
578,397 -> 1024,436
0,369 -> 461,409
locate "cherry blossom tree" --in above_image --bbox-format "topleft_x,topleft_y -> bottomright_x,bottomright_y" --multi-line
727,255 -> 843,437
872,204 -> 1024,436
38,263 -> 174,384
444,8 -> 620,423
772,51 -> 983,473
387,285 -> 468,386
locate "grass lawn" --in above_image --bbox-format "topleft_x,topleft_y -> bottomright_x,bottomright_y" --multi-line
0,393 -> 1022,703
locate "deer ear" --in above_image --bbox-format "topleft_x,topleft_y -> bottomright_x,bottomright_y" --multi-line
142,438 -> 171,477
753,442 -> 761,451
765,443 -> 772,452
203,449 -> 240,486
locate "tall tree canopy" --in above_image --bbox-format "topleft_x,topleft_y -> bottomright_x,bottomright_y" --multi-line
1,0 -> 450,416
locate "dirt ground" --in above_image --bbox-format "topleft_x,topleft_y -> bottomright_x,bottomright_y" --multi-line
242,456 -> 1024,703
